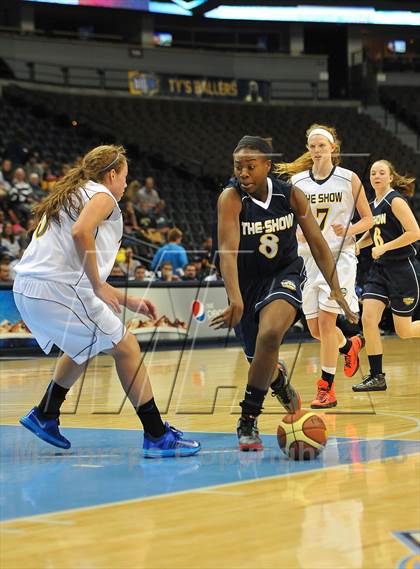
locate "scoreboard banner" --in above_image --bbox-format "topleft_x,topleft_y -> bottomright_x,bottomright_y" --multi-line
128,71 -> 270,101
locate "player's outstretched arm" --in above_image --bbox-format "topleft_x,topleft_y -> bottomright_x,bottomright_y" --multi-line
210,187 -> 244,330
290,186 -> 358,324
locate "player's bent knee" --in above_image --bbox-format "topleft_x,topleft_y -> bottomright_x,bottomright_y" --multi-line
394,325 -> 412,339
306,319 -> 320,339
110,331 -> 140,358
318,311 -> 337,332
258,327 -> 284,351
309,329 -> 320,340
362,311 -> 381,328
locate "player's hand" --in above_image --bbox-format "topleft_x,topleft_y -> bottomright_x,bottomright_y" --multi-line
329,289 -> 359,324
126,296 -> 157,320
210,302 -> 243,330
355,242 -> 361,256
331,223 -> 347,237
371,245 -> 387,260
94,283 -> 121,313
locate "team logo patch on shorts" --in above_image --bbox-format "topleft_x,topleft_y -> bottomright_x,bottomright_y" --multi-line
281,280 -> 296,292
403,297 -> 415,306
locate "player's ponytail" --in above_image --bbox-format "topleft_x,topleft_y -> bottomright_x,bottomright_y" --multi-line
273,123 -> 341,180
379,160 -> 416,197
34,145 -> 127,226
273,152 -> 314,180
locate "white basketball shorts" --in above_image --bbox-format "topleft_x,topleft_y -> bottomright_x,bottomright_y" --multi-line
13,277 -> 125,364
302,250 -> 359,319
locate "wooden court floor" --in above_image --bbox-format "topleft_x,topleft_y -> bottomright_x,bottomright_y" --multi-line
1,337 -> 419,569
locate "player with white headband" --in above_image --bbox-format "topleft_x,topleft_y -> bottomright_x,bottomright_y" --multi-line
274,124 -> 373,408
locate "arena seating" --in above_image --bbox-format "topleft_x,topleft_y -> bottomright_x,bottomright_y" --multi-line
1,84 -> 419,250
379,86 -> 420,139
0,88 -> 217,252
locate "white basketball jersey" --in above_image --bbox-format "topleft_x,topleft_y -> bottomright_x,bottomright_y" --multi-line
15,181 -> 123,287
292,166 -> 356,256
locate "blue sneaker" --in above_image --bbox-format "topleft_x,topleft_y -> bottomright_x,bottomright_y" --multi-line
19,407 -> 71,449
143,423 -> 201,458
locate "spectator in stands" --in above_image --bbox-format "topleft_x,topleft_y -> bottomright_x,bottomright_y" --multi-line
137,202 -> 154,231
191,255 -> 204,276
108,262 -> 126,281
122,201 -> 140,234
201,236 -> 213,259
118,246 -> 142,280
42,167 -> 58,192
158,261 -> 180,282
1,159 -> 13,186
197,256 -> 213,280
133,265 -> 147,282
18,218 -> 36,252
0,210 -> 4,234
0,260 -> 13,283
8,168 -> 34,224
5,210 -> 25,237
151,227 -> 188,273
193,237 -> 216,280
25,152 -> 44,180
182,263 -> 198,281
153,200 -> 171,239
138,176 -> 160,213
0,169 -> 11,195
0,222 -> 21,259
126,180 -> 141,203
29,173 -> 45,202
137,202 -> 165,245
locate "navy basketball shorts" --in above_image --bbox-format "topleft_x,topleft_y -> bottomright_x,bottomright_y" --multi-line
235,256 -> 306,361
362,258 -> 419,317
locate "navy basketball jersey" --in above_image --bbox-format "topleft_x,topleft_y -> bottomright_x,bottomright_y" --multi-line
214,176 -> 298,283
369,189 -> 416,264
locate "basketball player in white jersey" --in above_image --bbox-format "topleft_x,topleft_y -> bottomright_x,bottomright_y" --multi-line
275,124 -> 373,408
14,144 -> 200,458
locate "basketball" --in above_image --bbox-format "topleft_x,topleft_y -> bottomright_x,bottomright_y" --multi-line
277,409 -> 328,461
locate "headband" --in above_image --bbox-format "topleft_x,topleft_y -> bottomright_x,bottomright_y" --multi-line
98,153 -> 120,173
234,136 -> 272,157
307,128 -> 334,144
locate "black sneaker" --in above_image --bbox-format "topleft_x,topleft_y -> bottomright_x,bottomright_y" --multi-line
271,360 -> 301,414
237,416 -> 263,451
352,373 -> 387,392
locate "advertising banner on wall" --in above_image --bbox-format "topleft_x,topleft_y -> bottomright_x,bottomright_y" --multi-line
128,71 -> 270,101
0,284 -> 235,351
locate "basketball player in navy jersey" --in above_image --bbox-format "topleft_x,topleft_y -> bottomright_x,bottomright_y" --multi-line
211,136 -> 358,451
353,160 -> 419,391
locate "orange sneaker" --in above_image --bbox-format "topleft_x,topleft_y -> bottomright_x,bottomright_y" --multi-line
343,335 -> 365,378
310,379 -> 337,409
